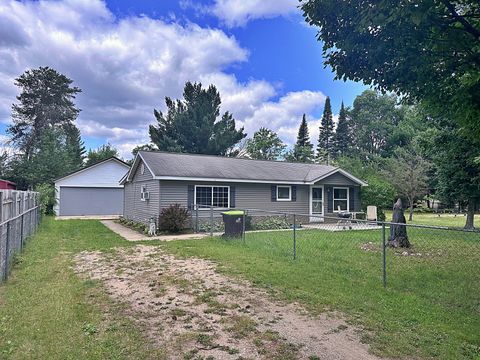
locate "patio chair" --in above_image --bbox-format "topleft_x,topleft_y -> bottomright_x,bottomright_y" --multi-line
367,206 -> 377,223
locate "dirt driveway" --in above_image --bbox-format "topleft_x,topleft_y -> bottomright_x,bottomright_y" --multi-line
74,245 -> 380,360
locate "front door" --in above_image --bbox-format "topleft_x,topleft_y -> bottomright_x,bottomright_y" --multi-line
310,186 -> 324,222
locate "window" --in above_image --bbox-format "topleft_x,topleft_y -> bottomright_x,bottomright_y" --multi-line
140,163 -> 145,175
333,187 -> 349,211
195,186 -> 229,209
277,186 -> 291,201
140,185 -> 149,201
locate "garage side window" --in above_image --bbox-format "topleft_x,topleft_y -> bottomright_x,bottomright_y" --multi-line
195,185 -> 229,209
140,185 -> 149,201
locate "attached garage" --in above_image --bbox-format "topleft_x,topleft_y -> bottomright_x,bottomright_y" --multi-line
54,157 -> 130,217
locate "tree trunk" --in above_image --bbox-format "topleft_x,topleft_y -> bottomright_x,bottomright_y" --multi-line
409,200 -> 414,221
464,200 -> 475,230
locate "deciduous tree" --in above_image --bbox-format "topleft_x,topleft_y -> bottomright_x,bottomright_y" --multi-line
85,144 -> 119,166
246,127 -> 286,160
301,0 -> 480,139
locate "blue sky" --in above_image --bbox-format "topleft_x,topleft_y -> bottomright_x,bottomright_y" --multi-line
0,0 -> 366,158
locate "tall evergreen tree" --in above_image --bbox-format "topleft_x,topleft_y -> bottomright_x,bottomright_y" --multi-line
333,102 -> 350,158
7,67 -> 81,159
286,114 -> 314,162
149,82 -> 246,156
317,97 -> 335,164
65,125 -> 86,169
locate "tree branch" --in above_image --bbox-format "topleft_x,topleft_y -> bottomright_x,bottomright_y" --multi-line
441,0 -> 480,39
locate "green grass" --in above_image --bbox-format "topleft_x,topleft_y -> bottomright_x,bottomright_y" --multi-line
385,210 -> 480,228
164,227 -> 480,359
0,217 -> 164,360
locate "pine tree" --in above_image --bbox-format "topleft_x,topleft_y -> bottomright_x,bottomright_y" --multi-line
65,125 -> 86,169
149,82 -> 246,156
286,114 -> 314,162
333,102 -> 350,158
7,67 -> 81,159
317,97 -> 334,164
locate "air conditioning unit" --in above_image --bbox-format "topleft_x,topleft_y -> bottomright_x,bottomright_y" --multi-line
141,191 -> 150,201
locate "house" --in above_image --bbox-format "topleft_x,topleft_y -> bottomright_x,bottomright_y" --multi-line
121,151 -> 367,225
55,157 -> 130,217
0,180 -> 16,190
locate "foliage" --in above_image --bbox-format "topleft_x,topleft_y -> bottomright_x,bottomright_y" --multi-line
300,0 -> 480,139
149,82 -> 246,156
384,146 -> 431,220
245,127 -> 286,160
335,156 -> 396,211
117,217 -> 149,235
249,216 -> 291,231
349,90 -> 406,158
65,125 -> 86,169
316,97 -> 334,164
131,144 -> 156,157
8,128 -> 78,189
198,220 -> 225,233
36,183 -> 56,215
286,114 -> 314,163
159,204 -> 190,233
332,102 -> 351,158
425,117 -> 480,229
7,67 -> 81,159
85,143 -> 119,166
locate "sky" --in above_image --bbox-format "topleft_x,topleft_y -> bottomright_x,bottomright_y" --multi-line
0,0 -> 367,158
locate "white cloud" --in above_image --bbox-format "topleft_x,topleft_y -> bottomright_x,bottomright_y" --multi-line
242,90 -> 327,146
0,0 -> 324,158
210,0 -> 300,28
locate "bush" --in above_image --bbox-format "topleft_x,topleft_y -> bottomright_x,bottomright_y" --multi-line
159,204 -> 189,233
251,216 -> 290,230
36,183 -> 55,215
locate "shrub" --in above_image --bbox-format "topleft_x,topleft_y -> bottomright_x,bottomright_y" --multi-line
198,220 -> 224,233
36,183 -> 55,215
159,204 -> 189,233
251,216 -> 290,230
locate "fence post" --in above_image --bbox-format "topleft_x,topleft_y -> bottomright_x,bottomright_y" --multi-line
293,214 -> 297,260
0,191 -> 3,223
210,206 -> 214,237
382,222 -> 387,288
4,221 -> 10,281
20,214 -> 24,251
242,210 -> 246,243
195,204 -> 199,233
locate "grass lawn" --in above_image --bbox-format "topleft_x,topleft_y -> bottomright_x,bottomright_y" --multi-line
0,217 -> 164,360
164,226 -> 480,359
385,210 -> 479,228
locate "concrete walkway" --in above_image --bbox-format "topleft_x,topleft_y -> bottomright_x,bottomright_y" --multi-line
56,215 -> 120,220
100,220 -> 213,241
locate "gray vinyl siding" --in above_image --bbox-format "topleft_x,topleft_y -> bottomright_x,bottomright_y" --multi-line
160,180 -> 309,218
316,172 -> 358,186
123,159 -> 160,223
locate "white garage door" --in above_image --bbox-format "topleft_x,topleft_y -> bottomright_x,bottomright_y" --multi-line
59,187 -> 123,216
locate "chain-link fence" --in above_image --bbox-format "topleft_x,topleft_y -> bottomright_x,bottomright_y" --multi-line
0,190 -> 41,281
192,206 -> 480,294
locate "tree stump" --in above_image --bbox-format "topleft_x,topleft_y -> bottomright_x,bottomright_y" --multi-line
388,198 -> 411,248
